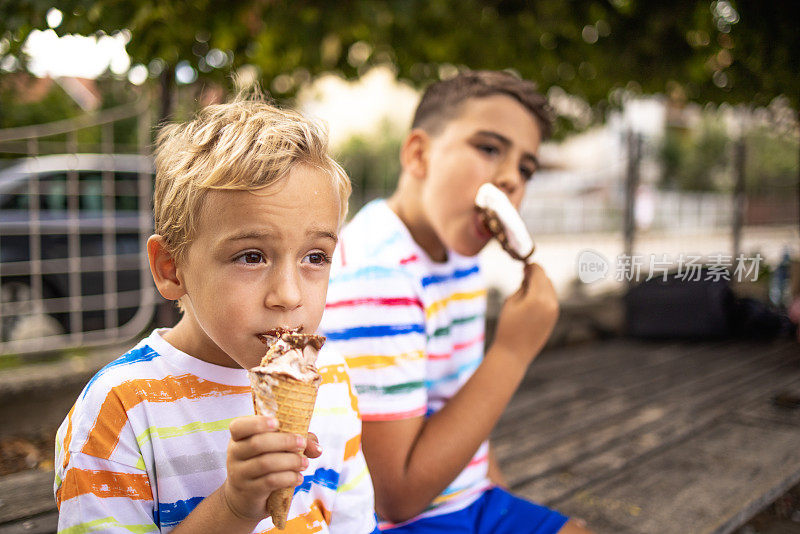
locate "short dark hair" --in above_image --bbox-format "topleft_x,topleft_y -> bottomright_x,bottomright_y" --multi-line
411,70 -> 554,140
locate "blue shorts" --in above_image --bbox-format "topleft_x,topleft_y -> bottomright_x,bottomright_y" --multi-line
382,487 -> 569,534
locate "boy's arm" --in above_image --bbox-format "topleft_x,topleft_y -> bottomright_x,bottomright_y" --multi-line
167,486 -> 262,534
361,263 -> 557,523
486,443 -> 508,488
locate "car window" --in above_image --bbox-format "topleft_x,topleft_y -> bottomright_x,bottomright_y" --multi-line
39,172 -> 67,211
79,171 -> 104,213
0,167 -> 151,213
114,171 -> 141,211
0,186 -> 29,210
0,172 -> 70,212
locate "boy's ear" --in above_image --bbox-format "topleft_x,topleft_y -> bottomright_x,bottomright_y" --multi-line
400,129 -> 429,180
147,235 -> 186,301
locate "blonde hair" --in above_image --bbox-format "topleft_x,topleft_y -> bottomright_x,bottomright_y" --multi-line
153,97 -> 350,263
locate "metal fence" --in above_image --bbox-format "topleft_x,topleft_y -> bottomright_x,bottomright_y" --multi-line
519,131 -> 797,239
521,186 -> 738,235
0,99 -> 157,355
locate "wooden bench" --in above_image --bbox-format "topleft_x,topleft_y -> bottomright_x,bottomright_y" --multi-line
494,337 -> 800,534
0,470 -> 57,534
2,338 -> 799,533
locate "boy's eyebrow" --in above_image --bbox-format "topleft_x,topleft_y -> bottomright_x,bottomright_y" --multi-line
223,229 -> 338,243
224,230 -> 274,242
310,230 -> 338,243
476,130 -> 540,168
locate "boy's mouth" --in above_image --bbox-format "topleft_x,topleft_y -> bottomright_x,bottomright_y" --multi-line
473,210 -> 493,240
257,326 -> 303,344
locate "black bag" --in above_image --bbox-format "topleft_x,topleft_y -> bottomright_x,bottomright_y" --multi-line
625,271 -> 734,340
730,297 -> 793,340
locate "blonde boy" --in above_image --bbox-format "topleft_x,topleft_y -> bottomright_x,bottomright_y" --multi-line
54,99 -> 378,533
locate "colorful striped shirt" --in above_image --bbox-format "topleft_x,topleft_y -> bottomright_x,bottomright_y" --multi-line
54,329 -> 377,533
320,200 -> 492,526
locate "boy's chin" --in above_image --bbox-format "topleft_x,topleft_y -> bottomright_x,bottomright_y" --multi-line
451,240 -> 487,258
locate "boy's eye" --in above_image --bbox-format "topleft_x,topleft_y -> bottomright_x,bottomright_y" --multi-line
520,165 -> 537,181
236,251 -> 265,264
304,251 -> 331,265
477,143 -> 500,156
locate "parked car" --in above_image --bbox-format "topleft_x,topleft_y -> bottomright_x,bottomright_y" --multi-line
0,154 -> 156,346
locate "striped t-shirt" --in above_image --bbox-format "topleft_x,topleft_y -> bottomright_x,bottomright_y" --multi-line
320,200 -> 492,526
54,329 -> 377,533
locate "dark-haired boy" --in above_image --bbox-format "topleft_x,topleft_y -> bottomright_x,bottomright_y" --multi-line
321,71 -> 592,533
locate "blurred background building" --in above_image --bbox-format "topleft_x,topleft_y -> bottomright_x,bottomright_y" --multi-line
0,4 -> 799,533
0,0 -> 797,350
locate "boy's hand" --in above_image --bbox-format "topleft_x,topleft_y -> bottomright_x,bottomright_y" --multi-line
305,432 -> 322,458
222,416 -> 314,521
492,262 -> 559,365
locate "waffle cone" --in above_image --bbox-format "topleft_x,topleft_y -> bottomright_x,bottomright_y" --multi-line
249,373 -> 319,530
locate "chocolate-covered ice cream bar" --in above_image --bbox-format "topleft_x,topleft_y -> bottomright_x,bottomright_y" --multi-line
475,183 -> 535,263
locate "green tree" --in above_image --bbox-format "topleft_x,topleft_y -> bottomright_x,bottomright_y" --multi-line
660,109 -> 799,193
336,119 -> 403,213
660,119 -> 730,192
0,77 -> 81,129
2,0 -> 797,119
0,76 -> 146,152
744,126 -> 799,194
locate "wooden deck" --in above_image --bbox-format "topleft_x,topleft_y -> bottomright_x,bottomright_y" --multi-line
1,338 -> 799,533
494,337 -> 800,534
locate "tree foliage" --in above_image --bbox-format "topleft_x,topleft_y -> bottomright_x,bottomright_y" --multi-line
659,109 -> 799,194
660,119 -> 730,191
744,126 -> 800,194
336,118 -> 403,211
1,0 -> 797,111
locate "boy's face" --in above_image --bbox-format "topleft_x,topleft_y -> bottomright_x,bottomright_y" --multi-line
175,165 -> 339,369
420,94 -> 542,258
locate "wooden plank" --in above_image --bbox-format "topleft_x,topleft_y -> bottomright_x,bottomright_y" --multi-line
518,339 -> 714,386
498,340 -> 706,430
510,344 -> 800,504
518,339 -> 631,377
497,340 -> 735,438
508,341 -> 791,465
737,381 -> 800,428
505,359 -> 787,494
498,340 -> 735,439
550,418 -> 800,534
0,512 -> 57,534
493,340 -> 766,461
0,470 -> 55,523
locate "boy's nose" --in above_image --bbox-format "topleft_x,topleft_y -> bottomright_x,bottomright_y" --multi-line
490,160 -> 519,199
265,264 -> 302,311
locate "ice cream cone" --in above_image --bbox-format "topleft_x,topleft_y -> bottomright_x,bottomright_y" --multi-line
248,330 -> 323,530
250,374 -> 319,529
